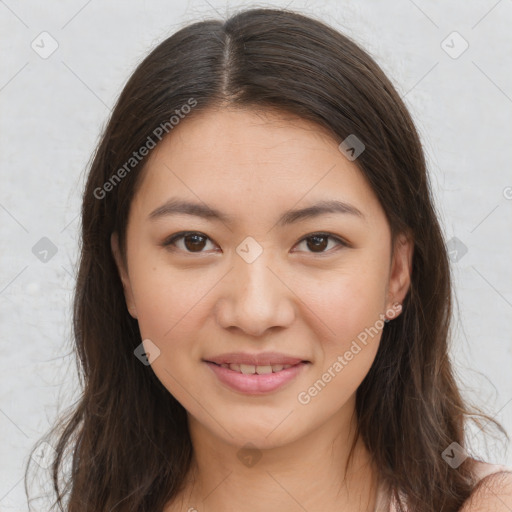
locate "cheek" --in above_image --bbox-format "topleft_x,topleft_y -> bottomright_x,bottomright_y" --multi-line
129,261 -> 214,402
127,249 -> 224,366
127,239 -> 190,314
300,255 -> 389,344
295,269 -> 388,414
130,245 -> 389,344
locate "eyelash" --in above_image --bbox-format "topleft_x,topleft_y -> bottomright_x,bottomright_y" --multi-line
162,231 -> 349,255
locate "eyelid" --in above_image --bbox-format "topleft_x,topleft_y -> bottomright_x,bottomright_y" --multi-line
162,231 -> 350,253
162,231 -> 219,253
291,232 -> 350,254
298,231 -> 351,248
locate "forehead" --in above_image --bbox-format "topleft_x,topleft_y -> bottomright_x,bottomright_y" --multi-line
165,107 -> 339,167
131,107 -> 383,225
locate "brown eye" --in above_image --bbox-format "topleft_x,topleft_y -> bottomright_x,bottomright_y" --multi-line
182,234 -> 207,252
294,233 -> 347,254
306,235 -> 329,252
163,232 -> 216,253
163,231 -> 347,255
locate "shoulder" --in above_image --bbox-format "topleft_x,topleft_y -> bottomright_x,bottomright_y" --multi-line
460,460 -> 512,512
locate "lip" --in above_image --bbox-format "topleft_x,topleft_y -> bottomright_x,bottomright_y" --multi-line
205,360 -> 309,395
203,352 -> 309,366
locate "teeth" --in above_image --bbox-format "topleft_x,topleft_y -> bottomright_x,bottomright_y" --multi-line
255,365 -> 272,375
240,364 -> 256,374
223,363 -> 293,374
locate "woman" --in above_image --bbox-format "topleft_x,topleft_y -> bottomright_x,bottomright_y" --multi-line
25,7 -> 511,512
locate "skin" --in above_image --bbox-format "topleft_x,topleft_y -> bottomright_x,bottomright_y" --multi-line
111,107 -> 414,512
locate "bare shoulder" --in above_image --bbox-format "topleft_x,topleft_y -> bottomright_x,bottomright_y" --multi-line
460,468 -> 512,511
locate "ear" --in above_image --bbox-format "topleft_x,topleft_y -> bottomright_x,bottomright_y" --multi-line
111,232 -> 138,319
386,231 -> 414,317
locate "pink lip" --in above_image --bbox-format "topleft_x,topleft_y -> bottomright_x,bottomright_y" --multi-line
205,361 -> 309,395
204,351 -> 308,366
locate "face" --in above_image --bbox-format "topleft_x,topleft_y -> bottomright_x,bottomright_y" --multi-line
111,107 -> 412,450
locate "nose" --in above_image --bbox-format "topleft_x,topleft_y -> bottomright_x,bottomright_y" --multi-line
214,248 -> 295,337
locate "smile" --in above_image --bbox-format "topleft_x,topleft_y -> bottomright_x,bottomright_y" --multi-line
204,361 -> 309,394
214,362 -> 295,374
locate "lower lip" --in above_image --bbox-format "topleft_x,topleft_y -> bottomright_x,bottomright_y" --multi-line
204,361 -> 309,395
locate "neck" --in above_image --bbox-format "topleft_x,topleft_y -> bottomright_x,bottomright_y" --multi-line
170,397 -> 379,512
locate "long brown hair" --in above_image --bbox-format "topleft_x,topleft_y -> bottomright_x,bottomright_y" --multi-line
24,7 -> 508,511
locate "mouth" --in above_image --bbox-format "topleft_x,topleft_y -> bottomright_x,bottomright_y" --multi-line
207,361 -> 307,374
203,360 -> 310,394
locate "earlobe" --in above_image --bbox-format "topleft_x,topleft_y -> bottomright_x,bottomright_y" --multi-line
386,232 -> 414,316
110,232 -> 138,319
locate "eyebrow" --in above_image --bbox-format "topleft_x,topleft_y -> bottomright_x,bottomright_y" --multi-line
148,198 -> 365,227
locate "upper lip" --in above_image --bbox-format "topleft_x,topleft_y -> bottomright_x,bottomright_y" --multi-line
204,352 -> 309,366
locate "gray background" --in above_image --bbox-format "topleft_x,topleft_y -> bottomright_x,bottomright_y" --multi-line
1,0 -> 511,509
